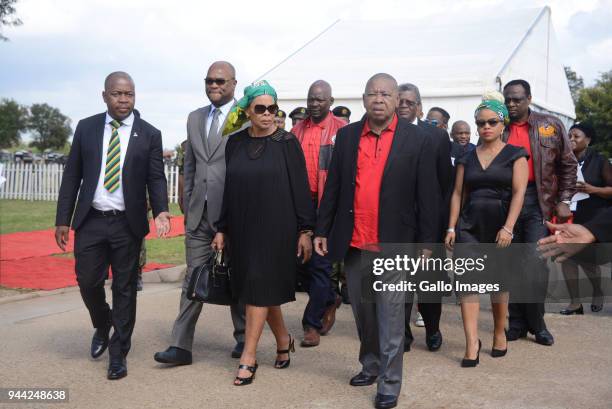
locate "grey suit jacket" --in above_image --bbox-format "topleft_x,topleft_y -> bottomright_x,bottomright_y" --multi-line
183,101 -> 236,232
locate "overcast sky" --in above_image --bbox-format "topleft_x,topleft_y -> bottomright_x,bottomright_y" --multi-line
1,0 -> 611,148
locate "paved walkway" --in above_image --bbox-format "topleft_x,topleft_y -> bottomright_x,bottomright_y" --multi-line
1,282 -> 611,409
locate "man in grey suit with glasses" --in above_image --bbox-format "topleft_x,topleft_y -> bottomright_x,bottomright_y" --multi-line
154,61 -> 246,365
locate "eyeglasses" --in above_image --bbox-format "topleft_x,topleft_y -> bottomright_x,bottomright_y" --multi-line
425,119 -> 439,127
205,77 -> 233,86
476,118 -> 503,127
398,99 -> 417,108
253,104 -> 279,115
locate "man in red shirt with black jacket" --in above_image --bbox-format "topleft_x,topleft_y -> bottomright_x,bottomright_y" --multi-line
314,73 -> 439,409
502,79 -> 577,346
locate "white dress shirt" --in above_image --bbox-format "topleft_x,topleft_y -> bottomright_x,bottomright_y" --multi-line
206,100 -> 234,138
92,112 -> 134,211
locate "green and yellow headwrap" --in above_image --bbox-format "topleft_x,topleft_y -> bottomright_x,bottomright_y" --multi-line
222,80 -> 278,136
474,91 -> 509,125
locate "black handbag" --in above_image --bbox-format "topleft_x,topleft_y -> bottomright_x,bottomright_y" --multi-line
186,250 -> 233,305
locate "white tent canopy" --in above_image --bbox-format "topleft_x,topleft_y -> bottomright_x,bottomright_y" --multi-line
260,6 -> 575,140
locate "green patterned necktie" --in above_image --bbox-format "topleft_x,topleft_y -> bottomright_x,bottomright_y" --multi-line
104,119 -> 122,193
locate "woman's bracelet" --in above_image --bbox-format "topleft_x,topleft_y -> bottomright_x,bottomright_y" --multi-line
446,227 -> 455,233
501,226 -> 514,238
300,230 -> 314,237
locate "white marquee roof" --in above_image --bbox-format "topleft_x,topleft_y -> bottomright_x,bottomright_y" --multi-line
261,6 -> 575,120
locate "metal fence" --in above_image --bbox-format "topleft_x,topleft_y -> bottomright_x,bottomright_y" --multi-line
0,163 -> 181,203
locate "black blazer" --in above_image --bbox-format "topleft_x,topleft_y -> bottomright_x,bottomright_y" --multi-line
315,117 -> 440,261
417,119 -> 453,238
56,111 -> 169,238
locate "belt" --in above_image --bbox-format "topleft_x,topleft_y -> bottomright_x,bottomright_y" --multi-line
91,208 -> 126,216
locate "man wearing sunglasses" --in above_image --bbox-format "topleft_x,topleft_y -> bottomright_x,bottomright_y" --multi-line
291,80 -> 347,348
502,79 -> 577,347
154,61 -> 247,366
425,107 -> 450,130
397,83 -> 453,354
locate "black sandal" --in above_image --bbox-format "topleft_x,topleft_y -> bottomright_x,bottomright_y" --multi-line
274,335 -> 295,369
234,362 -> 258,386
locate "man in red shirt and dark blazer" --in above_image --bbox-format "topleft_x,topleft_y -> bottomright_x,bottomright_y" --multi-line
314,73 -> 439,409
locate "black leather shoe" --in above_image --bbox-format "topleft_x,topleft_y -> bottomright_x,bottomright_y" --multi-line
404,337 -> 413,352
231,342 -> 245,359
154,347 -> 192,365
374,393 -> 398,409
505,327 -> 527,341
560,305 -> 584,315
591,303 -> 603,313
91,326 -> 111,359
426,330 -> 443,351
107,356 -> 127,380
534,329 -> 554,346
349,372 -> 377,386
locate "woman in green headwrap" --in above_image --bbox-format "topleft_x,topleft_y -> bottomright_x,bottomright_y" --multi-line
445,91 -> 529,367
212,80 -> 315,386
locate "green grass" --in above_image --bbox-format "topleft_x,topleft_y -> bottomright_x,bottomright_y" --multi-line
145,235 -> 185,265
1,199 -> 186,265
0,200 -> 59,234
0,200 -> 181,235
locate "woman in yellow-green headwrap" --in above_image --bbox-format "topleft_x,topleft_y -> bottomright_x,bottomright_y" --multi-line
445,91 -> 529,367
212,80 -> 315,386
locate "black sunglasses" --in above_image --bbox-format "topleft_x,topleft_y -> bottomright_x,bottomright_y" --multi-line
205,77 -> 232,86
476,118 -> 503,127
253,104 -> 279,115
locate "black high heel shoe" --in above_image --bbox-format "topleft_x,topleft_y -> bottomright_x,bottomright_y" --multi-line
491,348 -> 507,358
461,339 -> 481,368
274,335 -> 295,369
234,362 -> 258,386
560,305 -> 584,315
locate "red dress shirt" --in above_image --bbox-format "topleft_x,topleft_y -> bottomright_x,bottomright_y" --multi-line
507,122 -> 535,182
350,114 -> 398,250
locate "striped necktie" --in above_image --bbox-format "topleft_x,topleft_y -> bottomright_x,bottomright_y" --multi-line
104,119 -> 122,193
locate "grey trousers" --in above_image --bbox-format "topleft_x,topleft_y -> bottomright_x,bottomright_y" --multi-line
345,248 -> 405,397
170,207 -> 245,351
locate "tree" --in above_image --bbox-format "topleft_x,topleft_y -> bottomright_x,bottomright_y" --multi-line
575,70 -> 612,157
0,0 -> 22,41
564,66 -> 584,105
28,103 -> 72,150
0,98 -> 28,148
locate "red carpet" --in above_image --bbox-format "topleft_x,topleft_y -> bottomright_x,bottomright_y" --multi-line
0,256 -> 173,290
0,216 -> 184,261
0,216 -> 184,290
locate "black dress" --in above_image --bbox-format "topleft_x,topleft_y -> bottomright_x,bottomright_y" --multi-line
574,147 -> 612,224
454,144 -> 529,292
216,127 -> 315,306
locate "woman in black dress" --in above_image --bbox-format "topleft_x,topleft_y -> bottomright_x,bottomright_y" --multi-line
445,93 -> 529,367
212,81 -> 315,386
560,123 -> 612,315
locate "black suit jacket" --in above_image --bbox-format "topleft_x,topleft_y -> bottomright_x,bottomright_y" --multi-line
417,119 -> 453,238
315,117 -> 440,261
56,111 -> 169,238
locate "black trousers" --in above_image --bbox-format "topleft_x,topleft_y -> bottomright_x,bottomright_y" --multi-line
74,210 -> 142,358
404,245 -> 446,341
508,186 -> 549,333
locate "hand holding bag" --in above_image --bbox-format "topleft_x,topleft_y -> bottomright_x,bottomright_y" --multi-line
186,250 -> 233,305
